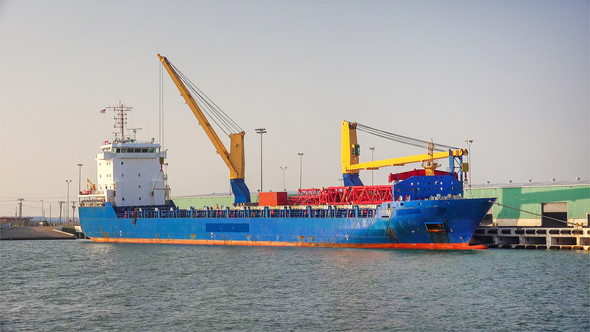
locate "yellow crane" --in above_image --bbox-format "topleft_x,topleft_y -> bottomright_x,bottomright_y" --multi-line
83,178 -> 97,194
341,120 -> 468,186
158,54 -> 251,203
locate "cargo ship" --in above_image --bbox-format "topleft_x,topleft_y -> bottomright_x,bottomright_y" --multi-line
78,55 -> 495,249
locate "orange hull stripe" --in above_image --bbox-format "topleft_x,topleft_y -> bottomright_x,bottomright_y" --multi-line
90,237 -> 486,250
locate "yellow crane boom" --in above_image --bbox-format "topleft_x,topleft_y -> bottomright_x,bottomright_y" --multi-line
158,54 -> 250,203
158,54 -> 245,180
341,120 -> 467,186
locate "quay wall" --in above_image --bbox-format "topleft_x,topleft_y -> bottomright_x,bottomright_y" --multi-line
473,226 -> 590,250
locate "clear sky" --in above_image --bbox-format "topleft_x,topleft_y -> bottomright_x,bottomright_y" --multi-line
1,0 -> 588,217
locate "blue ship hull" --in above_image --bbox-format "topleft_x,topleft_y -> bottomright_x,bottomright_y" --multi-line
79,198 -> 495,249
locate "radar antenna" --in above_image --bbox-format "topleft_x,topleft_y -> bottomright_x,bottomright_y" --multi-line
127,128 -> 143,141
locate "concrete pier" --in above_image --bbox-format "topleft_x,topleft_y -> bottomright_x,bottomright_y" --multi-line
472,226 -> 590,250
0,225 -> 76,240
74,225 -> 88,239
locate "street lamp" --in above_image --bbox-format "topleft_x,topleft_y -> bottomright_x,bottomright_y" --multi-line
464,139 -> 473,188
58,201 -> 64,224
77,163 -> 84,196
369,146 -> 375,185
255,128 -> 266,192
66,179 -> 72,223
298,152 -> 304,190
280,166 -> 287,192
72,202 -> 76,225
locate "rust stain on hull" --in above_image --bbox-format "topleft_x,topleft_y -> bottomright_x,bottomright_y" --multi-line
89,237 -> 486,250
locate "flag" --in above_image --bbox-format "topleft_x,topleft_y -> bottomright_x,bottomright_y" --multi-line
100,109 -> 106,114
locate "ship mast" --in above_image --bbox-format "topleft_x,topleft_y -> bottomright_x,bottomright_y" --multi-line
106,102 -> 133,142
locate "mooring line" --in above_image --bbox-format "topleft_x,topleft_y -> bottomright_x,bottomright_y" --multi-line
493,202 -> 577,226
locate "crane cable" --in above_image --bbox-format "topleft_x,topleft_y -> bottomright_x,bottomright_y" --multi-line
169,62 -> 243,137
349,121 -> 580,227
352,122 -> 460,152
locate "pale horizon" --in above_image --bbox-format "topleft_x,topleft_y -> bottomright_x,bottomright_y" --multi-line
1,0 -> 588,217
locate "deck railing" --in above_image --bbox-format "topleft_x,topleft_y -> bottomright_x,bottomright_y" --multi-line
114,206 -> 376,220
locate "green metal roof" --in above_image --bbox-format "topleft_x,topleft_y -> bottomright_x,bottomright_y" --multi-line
173,195 -> 258,209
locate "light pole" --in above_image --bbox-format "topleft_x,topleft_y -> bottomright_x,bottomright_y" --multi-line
72,202 -> 76,225
66,179 -> 72,223
369,146 -> 375,185
77,163 -> 83,196
255,128 -> 266,192
298,152 -> 304,190
58,201 -> 64,224
17,198 -> 23,226
338,178 -> 343,186
464,139 -> 473,187
280,166 -> 287,192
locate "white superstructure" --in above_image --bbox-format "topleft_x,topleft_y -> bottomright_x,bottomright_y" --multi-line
94,141 -> 168,207
80,103 -> 169,207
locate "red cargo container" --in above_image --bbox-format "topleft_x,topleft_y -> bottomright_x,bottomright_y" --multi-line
258,192 -> 288,206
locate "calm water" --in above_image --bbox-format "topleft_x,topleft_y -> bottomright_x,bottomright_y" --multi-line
1,240 -> 588,331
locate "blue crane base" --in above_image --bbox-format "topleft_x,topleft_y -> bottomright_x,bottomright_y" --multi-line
231,179 -> 251,205
343,173 -> 364,186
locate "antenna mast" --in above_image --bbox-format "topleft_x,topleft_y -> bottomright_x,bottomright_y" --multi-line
106,102 -> 133,142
